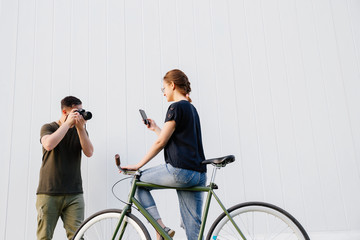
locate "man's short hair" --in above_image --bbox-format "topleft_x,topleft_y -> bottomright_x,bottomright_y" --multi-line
61,96 -> 82,109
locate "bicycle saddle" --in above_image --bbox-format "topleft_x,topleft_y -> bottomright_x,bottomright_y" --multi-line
202,155 -> 235,167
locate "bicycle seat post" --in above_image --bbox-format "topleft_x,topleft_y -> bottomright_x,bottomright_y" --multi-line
209,165 -> 220,185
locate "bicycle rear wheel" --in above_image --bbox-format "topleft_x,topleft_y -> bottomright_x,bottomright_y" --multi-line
72,209 -> 151,240
206,202 -> 310,240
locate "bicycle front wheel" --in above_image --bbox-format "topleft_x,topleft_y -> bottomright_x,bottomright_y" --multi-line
72,209 -> 151,240
206,202 -> 310,240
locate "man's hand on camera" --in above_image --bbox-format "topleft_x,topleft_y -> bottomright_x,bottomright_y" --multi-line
64,109 -> 79,127
75,115 -> 86,130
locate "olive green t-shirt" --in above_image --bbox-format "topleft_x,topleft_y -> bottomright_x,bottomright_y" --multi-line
37,122 -> 84,195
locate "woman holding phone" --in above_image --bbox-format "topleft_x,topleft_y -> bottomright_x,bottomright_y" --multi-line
122,69 -> 207,240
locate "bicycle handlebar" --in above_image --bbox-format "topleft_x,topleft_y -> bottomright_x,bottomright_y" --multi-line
115,154 -> 122,170
115,154 -> 138,175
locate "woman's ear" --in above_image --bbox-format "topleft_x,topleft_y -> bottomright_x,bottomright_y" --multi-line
170,81 -> 175,90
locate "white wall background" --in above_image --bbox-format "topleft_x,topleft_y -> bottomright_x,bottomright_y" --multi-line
1,0 -> 360,239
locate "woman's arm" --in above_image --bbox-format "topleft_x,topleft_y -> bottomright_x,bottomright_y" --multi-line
123,120 -> 176,170
147,119 -> 162,136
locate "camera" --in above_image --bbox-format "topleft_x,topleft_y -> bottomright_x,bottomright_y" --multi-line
76,109 -> 92,120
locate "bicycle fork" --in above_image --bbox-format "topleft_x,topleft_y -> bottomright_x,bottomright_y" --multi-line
112,177 -> 173,240
114,205 -> 130,240
112,177 -> 139,240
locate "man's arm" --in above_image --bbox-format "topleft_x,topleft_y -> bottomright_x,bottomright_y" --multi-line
41,123 -> 71,151
75,117 -> 94,157
77,127 -> 94,157
41,109 -> 82,152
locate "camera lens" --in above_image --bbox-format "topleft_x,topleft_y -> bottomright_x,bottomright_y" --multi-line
83,111 -> 92,120
76,109 -> 92,120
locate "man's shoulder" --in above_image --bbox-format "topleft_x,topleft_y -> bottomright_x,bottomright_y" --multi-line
40,122 -> 59,134
42,121 -> 58,129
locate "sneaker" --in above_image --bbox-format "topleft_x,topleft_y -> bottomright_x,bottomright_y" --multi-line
160,226 -> 175,239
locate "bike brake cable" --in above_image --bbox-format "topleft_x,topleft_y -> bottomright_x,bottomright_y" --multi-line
111,177 -> 140,211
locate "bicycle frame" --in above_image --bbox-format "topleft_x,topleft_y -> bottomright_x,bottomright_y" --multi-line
112,166 -> 247,240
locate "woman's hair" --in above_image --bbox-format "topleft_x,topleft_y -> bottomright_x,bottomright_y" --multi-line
163,69 -> 192,102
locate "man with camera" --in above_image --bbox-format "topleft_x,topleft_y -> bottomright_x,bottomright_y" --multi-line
36,96 -> 94,240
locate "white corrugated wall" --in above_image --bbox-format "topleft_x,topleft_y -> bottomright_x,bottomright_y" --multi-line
1,0 -> 360,239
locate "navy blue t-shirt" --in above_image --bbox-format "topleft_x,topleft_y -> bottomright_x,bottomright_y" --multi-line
164,100 -> 206,173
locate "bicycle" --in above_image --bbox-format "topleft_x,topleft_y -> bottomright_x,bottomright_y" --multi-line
72,155 -> 310,240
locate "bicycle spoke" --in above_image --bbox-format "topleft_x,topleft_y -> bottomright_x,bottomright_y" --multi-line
72,210 -> 150,240
208,203 -> 309,240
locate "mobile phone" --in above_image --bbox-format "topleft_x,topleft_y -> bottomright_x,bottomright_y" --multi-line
139,109 -> 149,125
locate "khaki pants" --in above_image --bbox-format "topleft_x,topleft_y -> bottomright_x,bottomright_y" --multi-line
36,194 -> 84,240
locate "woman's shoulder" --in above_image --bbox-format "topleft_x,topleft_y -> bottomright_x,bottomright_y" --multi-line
169,100 -> 191,108
168,101 -> 192,114
166,100 -> 192,118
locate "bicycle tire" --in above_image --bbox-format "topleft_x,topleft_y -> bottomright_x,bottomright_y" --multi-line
206,202 -> 310,240
72,209 -> 151,240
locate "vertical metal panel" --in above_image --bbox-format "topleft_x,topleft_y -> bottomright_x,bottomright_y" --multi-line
70,0 -> 92,216
105,0 -> 128,209
5,0 -> 37,238
0,0 -> 19,238
329,0 -> 360,230
158,0 -> 180,70
26,0 -> 57,237
208,0 -> 244,206
312,0 -> 349,230
177,0 -> 199,102
347,3 -> 360,217
277,0 -> 314,228
343,0 -> 360,178
228,0 -> 264,204
123,0 -> 147,171
85,0 -> 109,215
51,0 -> 71,107
243,0 -> 277,203
295,0 -> 329,230
192,0 -> 222,159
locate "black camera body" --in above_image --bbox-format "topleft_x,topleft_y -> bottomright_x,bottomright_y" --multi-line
76,109 -> 92,120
